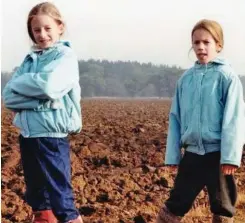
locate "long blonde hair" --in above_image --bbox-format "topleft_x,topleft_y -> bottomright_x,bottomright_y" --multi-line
27,2 -> 65,43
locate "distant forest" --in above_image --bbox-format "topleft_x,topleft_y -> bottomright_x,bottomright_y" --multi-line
2,59 -> 245,98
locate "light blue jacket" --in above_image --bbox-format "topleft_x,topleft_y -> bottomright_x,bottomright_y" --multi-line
2,41 -> 82,137
165,58 -> 245,167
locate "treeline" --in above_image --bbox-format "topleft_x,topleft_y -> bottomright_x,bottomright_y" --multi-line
1,59 -> 245,98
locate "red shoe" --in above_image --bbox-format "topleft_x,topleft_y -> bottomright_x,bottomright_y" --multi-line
66,215 -> 83,223
32,210 -> 58,223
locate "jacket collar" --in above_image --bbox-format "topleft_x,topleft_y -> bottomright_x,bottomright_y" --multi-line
194,57 -> 228,69
27,40 -> 71,59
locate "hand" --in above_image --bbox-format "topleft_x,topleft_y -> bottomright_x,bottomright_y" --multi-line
221,164 -> 237,175
50,100 -> 62,109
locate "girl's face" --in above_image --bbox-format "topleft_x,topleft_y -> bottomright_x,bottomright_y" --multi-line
192,28 -> 221,64
31,14 -> 63,49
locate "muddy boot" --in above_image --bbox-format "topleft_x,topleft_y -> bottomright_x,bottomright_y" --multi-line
156,205 -> 182,223
32,210 -> 58,223
212,215 -> 234,223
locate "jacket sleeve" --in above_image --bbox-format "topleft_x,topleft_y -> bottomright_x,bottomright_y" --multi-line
10,49 -> 79,100
221,74 -> 245,167
2,63 -> 45,111
2,59 -> 56,111
165,81 -> 182,165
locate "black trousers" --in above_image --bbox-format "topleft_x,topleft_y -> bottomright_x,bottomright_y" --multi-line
165,151 -> 237,217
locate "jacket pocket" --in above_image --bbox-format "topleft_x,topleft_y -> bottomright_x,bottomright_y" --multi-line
181,110 -> 190,135
67,105 -> 81,133
13,112 -> 21,128
181,125 -> 188,135
209,123 -> 221,132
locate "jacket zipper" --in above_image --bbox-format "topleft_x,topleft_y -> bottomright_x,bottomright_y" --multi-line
199,73 -> 205,154
22,53 -> 38,137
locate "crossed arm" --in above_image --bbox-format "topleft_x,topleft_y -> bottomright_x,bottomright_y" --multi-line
3,49 -> 78,112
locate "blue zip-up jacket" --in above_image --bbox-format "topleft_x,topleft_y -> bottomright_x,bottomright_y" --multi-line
165,58 -> 245,167
2,41 -> 82,137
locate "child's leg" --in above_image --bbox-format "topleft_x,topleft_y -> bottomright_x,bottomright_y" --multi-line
19,135 -> 52,211
19,135 -> 58,223
206,153 -> 237,222
157,152 -> 206,222
208,174 -> 237,217
32,137 -> 81,222
165,152 -> 206,216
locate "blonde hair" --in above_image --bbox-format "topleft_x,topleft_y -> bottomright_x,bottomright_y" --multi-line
27,2 -> 65,43
191,19 -> 224,52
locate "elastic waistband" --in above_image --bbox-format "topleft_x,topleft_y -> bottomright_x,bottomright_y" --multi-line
186,144 -> 220,155
20,132 -> 68,138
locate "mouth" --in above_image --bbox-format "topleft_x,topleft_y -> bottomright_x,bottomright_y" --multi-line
197,53 -> 208,59
39,40 -> 50,44
198,53 -> 207,56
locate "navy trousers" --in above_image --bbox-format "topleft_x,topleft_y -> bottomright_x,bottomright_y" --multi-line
165,151 -> 237,217
19,135 -> 79,222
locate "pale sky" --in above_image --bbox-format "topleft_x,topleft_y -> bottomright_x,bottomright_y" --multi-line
1,0 -> 245,75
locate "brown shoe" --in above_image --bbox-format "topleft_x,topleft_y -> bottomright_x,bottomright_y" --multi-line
32,210 -> 58,223
212,215 -> 234,223
156,205 -> 182,223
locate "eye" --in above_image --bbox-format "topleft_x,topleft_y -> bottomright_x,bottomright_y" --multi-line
203,40 -> 210,44
193,40 -> 200,45
33,29 -> 41,33
45,27 -> 51,31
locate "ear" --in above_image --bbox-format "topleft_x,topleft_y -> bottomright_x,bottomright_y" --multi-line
216,44 -> 222,53
58,23 -> 64,35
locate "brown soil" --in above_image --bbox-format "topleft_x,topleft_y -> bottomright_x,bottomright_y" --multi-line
1,99 -> 245,223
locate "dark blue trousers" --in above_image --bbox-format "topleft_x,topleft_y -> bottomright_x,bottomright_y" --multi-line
19,135 -> 79,222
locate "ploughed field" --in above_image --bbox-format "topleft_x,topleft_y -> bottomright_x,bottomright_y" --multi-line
1,99 -> 245,223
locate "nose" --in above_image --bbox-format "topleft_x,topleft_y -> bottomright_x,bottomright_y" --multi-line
198,42 -> 205,50
39,28 -> 46,38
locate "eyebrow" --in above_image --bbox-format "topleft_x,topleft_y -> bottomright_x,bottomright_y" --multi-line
32,25 -> 51,29
193,39 -> 210,42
